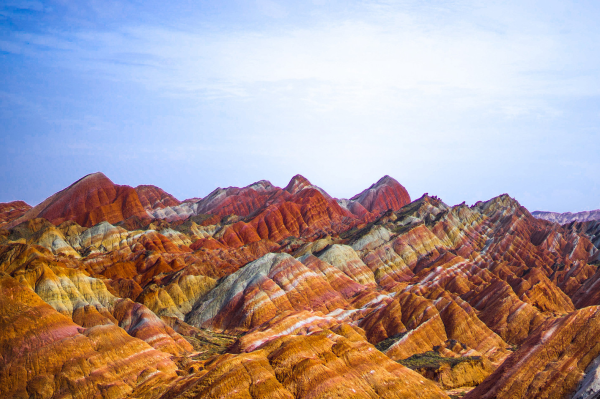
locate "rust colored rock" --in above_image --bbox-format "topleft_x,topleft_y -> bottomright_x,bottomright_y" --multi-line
135,184 -> 181,210
347,175 -> 411,214
186,253 -> 350,332
402,346 -> 494,390
0,200 -> 31,228
8,173 -> 149,228
213,175 -> 357,247
464,306 -> 600,399
112,298 -> 193,355
195,179 -> 280,217
0,273 -> 177,399
4,172 -> 600,398
163,327 -> 449,399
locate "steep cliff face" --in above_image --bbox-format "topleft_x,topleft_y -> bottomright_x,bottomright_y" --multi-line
2,172 -> 600,398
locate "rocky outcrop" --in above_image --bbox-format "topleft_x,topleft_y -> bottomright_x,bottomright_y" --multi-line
0,273 -> 178,399
163,325 -> 449,399
464,306 -> 600,399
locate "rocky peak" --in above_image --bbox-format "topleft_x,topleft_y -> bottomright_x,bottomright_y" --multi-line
473,194 -> 524,216
284,174 -> 314,194
247,180 -> 276,192
348,175 -> 411,214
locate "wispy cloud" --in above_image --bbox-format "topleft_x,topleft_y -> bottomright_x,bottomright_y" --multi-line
2,0 -> 600,211
4,1 -> 598,120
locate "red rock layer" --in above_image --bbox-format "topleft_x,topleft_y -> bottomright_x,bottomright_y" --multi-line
8,173 -> 149,228
2,172 -> 599,398
186,253 -> 354,332
195,179 -> 280,217
348,175 -> 411,214
0,273 -> 178,399
135,184 -> 181,210
0,242 -> 194,357
0,200 -> 31,228
215,175 -> 358,248
464,306 -> 600,399
163,325 -> 449,399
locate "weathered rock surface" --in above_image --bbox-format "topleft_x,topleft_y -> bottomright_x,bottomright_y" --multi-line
464,306 -> 600,399
8,173 -> 149,228
135,184 -> 181,210
0,273 -> 178,399
162,325 -> 449,399
0,200 -> 31,229
398,343 -> 494,390
2,172 -> 600,398
340,175 -> 411,216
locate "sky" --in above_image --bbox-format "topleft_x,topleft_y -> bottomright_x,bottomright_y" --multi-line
1,0 -> 600,212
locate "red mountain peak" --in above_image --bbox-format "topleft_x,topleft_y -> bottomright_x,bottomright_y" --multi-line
349,175 -> 411,214
284,174 -> 314,194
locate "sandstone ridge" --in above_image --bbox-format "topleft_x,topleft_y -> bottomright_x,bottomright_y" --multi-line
0,173 -> 599,398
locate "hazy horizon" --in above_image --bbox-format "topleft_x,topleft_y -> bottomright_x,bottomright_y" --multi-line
2,1 -> 600,213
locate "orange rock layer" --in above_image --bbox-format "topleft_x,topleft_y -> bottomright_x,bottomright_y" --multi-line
1,173 -> 600,398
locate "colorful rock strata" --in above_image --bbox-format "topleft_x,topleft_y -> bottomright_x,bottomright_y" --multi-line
1,172 -> 599,398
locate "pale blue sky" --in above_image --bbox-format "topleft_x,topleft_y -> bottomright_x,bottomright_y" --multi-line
1,0 -> 600,212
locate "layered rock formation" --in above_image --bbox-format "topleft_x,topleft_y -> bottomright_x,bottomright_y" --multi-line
339,174 -> 411,216
2,172 -> 600,399
163,325 -> 449,399
7,173 -> 149,228
0,273 -> 179,399
135,184 -> 181,210
0,200 -> 31,229
464,306 -> 600,399
533,209 -> 600,224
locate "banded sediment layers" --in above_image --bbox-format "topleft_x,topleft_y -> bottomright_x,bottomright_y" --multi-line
533,209 -> 600,224
1,172 -> 600,398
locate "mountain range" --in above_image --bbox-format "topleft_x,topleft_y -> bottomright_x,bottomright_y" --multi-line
2,172 -> 600,399
533,209 -> 600,224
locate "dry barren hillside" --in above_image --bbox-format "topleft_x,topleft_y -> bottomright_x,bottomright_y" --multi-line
2,173 -> 600,399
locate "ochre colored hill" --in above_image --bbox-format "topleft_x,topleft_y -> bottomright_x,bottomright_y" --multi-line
1,172 -> 599,398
